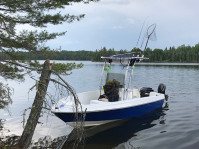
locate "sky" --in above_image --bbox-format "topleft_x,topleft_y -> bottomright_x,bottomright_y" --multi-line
47,0 -> 199,51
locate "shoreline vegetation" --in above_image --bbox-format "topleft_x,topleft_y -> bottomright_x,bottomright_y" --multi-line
1,44 -> 199,63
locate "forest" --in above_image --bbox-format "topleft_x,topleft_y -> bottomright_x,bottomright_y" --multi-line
1,44 -> 199,62
91,44 -> 199,62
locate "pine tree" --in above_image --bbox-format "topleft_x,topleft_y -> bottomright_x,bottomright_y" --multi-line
0,0 -> 97,148
0,0 -> 97,108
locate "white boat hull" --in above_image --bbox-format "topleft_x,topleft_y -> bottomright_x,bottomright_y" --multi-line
51,90 -> 165,127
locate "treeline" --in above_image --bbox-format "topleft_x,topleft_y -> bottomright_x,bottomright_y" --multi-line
92,44 -> 199,62
1,44 -> 199,62
0,50 -> 93,61
144,44 -> 199,62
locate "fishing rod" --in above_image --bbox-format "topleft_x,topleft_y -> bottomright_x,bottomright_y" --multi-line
136,17 -> 148,48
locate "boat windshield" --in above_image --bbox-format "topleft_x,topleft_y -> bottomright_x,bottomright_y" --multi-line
106,73 -> 125,88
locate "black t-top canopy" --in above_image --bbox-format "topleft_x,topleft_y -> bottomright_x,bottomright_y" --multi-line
101,54 -> 148,60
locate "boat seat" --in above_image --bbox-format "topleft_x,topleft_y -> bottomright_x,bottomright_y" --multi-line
90,100 -> 108,104
149,92 -> 158,96
132,89 -> 140,98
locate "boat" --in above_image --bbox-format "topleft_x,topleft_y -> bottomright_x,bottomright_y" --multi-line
51,53 -> 166,127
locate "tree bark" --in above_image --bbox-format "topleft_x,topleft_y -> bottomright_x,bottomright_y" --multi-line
16,60 -> 52,149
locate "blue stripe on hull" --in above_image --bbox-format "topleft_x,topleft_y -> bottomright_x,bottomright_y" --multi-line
54,99 -> 164,122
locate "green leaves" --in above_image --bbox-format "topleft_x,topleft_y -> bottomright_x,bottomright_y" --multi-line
52,62 -> 83,75
143,44 -> 199,63
92,47 -> 127,62
0,0 -> 97,109
0,0 -> 93,79
0,0 -> 96,54
0,62 -> 24,80
0,83 -> 12,109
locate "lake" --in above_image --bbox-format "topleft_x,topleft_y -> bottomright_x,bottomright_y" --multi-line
1,61 -> 199,149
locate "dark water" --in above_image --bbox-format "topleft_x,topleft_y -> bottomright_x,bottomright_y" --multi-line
1,61 -> 199,149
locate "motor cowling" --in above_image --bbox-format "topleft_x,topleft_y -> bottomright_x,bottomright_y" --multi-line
158,83 -> 166,94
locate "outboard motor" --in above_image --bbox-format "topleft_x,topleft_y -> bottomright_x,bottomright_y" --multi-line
158,83 -> 168,100
158,83 -> 166,94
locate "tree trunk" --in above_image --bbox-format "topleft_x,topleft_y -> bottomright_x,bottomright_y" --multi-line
16,60 -> 52,149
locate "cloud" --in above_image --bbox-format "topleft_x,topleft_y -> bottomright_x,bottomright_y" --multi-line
45,0 -> 199,51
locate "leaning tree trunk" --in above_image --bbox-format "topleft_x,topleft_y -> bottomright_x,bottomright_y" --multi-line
16,60 -> 52,149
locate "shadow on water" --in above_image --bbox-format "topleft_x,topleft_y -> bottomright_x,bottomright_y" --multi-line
63,101 -> 169,149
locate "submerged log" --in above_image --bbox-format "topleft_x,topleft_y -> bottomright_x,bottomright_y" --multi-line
16,60 -> 52,149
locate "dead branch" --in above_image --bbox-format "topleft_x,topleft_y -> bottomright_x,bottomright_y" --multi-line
50,72 -> 87,147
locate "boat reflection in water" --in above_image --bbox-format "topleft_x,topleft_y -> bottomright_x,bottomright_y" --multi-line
64,101 -> 169,149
